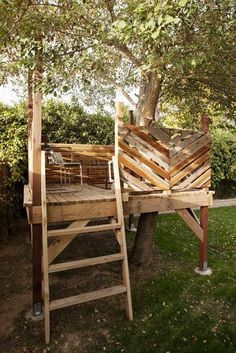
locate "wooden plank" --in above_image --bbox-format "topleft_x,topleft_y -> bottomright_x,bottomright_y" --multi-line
120,169 -> 154,191
119,139 -> 170,180
49,253 -> 123,273
49,285 -> 127,311
124,192 -> 213,214
48,220 -> 89,264
112,155 -> 133,320
170,132 -> 203,157
188,168 -> 211,189
176,209 -> 203,241
48,223 -> 121,238
173,160 -> 211,190
41,151 -> 50,343
126,125 -> 169,158
23,184 -> 33,206
29,191 -> 213,224
119,152 -> 169,189
30,201 -> 117,224
170,152 -> 210,187
120,127 -> 170,169
170,144 -> 210,176
170,134 -> 211,170
146,126 -> 170,145
170,130 -> 193,145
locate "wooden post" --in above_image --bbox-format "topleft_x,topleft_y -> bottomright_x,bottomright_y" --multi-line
128,110 -> 135,125
115,102 -> 124,158
128,109 -> 135,230
200,114 -> 210,134
199,206 -> 208,271
28,69 -> 33,186
31,48 -> 43,316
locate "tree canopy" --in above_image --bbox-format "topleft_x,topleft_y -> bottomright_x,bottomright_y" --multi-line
0,0 -> 235,123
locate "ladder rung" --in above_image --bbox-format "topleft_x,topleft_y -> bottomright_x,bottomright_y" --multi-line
49,253 -> 124,273
49,285 -> 127,311
48,223 -> 121,238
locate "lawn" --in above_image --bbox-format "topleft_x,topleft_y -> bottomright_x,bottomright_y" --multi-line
95,207 -> 236,353
0,206 -> 235,353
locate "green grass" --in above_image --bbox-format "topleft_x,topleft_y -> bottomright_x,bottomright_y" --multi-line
95,207 -> 236,353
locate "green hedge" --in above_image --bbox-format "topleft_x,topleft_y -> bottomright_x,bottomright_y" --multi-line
0,100 -> 235,221
0,100 -> 114,221
211,129 -> 236,188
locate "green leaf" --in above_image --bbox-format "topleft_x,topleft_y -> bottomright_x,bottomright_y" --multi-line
164,15 -> 180,25
115,20 -> 127,30
178,0 -> 189,7
151,28 -> 161,39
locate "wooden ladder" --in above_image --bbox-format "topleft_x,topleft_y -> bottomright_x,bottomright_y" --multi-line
41,151 -> 133,343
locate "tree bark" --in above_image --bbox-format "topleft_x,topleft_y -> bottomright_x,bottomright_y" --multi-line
130,72 -> 161,266
136,72 -> 162,126
131,212 -> 158,266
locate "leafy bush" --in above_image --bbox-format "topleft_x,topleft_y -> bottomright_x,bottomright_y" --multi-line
0,100 -> 114,220
42,100 -> 114,145
0,102 -> 28,221
211,130 -> 236,188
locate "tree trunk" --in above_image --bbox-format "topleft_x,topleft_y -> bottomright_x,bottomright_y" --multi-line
131,212 -> 158,266
136,72 -> 162,126
130,72 -> 161,266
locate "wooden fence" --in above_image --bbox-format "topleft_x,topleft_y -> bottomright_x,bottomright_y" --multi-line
118,126 -> 211,192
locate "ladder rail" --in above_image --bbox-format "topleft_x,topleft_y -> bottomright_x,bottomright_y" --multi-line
41,151 -> 50,344
112,155 -> 133,320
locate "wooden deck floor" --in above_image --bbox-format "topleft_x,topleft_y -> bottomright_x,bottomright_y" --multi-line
46,184 -> 115,205
24,183 -> 213,224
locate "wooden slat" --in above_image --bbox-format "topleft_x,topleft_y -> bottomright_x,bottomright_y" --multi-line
119,139 -> 170,180
23,184 -> 33,206
176,209 -> 204,241
119,152 -> 169,190
48,223 -> 121,238
170,134 -> 211,170
146,126 -> 169,145
126,125 -> 169,158
188,169 -> 211,189
49,285 -> 127,311
170,132 -> 203,157
49,253 -> 123,273
173,161 -> 210,190
170,143 -> 210,176
170,152 -> 210,187
120,127 -> 170,169
120,169 -> 154,191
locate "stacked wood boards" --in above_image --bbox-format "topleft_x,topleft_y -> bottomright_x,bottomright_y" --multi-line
45,144 -> 113,186
118,125 -> 211,192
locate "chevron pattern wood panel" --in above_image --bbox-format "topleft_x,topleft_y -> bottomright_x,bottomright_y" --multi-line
118,125 -> 211,192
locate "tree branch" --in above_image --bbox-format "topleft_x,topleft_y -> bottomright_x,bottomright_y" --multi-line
109,40 -> 142,67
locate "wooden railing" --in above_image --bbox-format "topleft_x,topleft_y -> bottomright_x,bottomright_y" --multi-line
118,126 -> 211,192
44,143 -> 114,187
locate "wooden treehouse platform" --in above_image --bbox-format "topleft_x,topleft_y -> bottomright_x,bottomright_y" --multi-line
24,99 -> 213,343
24,183 -> 213,226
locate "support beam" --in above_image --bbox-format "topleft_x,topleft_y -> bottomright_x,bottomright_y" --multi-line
31,48 -> 43,316
175,208 -> 203,241
199,206 -> 208,271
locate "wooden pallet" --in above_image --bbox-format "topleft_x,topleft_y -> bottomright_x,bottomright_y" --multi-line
118,125 -> 211,192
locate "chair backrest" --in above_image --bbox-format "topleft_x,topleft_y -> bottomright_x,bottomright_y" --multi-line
50,151 -> 65,165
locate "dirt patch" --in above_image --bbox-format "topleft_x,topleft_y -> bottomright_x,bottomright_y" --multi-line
0,293 -> 30,336
0,223 -> 161,353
